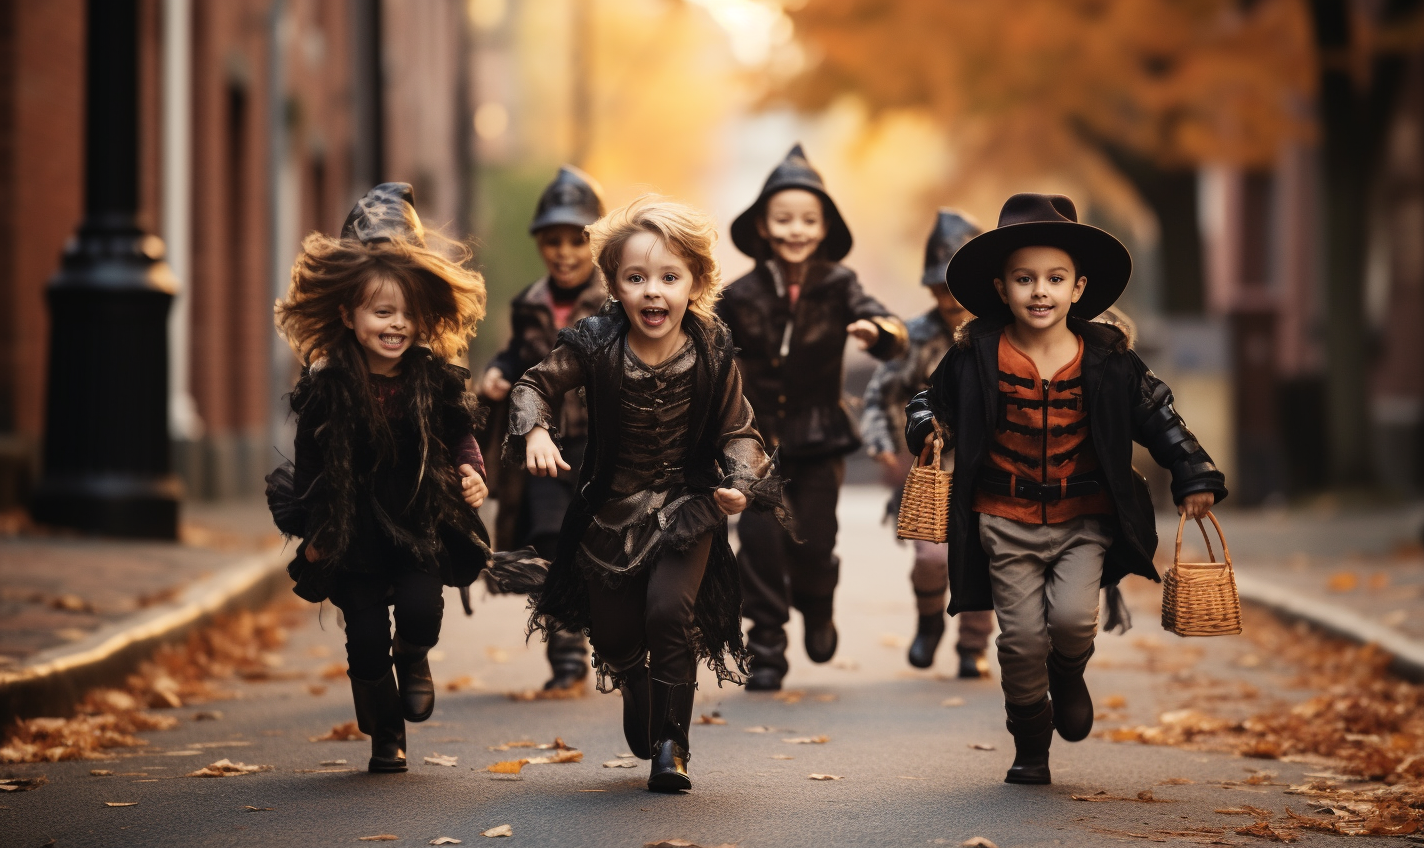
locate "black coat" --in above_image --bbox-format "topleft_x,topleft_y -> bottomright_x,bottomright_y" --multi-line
905,317 -> 1228,615
718,260 -> 907,458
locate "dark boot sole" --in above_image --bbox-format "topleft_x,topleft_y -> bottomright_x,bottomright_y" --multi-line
368,758 -> 408,773
1004,769 -> 1051,785
647,772 -> 692,792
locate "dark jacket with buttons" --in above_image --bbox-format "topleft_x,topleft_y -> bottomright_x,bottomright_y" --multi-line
718,260 -> 908,459
904,317 -> 1228,615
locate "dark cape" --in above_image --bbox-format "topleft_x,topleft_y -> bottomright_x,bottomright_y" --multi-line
519,306 -> 774,687
268,346 -> 492,603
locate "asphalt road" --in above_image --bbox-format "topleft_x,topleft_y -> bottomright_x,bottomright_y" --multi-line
0,488 -> 1370,847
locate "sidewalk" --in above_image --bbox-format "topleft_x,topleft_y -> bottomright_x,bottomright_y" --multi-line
0,499 -> 290,723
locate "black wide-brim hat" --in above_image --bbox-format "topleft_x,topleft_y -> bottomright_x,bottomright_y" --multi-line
946,193 -> 1131,322
731,143 -> 853,261
529,165 -> 605,234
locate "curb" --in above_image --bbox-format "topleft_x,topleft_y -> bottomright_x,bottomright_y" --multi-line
0,549 -> 291,724
1236,572 -> 1424,683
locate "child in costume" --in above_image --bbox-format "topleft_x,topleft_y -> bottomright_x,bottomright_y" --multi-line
718,144 -> 907,691
271,183 -> 491,774
512,196 -> 783,792
861,209 -> 995,677
478,166 -> 607,692
904,194 -> 1227,784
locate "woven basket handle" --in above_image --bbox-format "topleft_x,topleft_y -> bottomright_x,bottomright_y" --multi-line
1174,510 -> 1231,568
918,420 -> 945,469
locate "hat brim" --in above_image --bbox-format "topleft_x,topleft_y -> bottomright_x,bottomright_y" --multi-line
945,221 -> 1131,322
731,186 -> 853,261
529,209 -> 600,234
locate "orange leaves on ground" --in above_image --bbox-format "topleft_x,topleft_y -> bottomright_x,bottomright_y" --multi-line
1326,572 -> 1359,592
318,663 -> 348,680
481,824 -> 514,837
807,773 -> 843,780
1071,789 -> 1171,803
309,721 -> 364,742
505,684 -> 586,701
485,749 -> 582,773
486,737 -> 575,752
1,700 -> 178,763
696,713 -> 726,725
185,758 -> 272,777
782,735 -> 829,745
0,776 -> 47,791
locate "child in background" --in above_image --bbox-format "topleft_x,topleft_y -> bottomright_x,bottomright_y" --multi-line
905,194 -> 1227,784
272,183 -> 491,773
512,196 -> 785,792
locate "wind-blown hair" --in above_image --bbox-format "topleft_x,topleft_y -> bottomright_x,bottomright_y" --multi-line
587,194 -> 724,322
275,230 -> 486,366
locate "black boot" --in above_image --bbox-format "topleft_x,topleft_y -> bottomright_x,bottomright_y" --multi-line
349,669 -> 408,773
544,627 -> 590,691
391,634 -> 435,722
907,614 -> 945,669
795,593 -> 838,664
745,625 -> 788,691
956,647 -> 988,679
616,660 -> 653,760
647,678 -> 695,792
1047,643 -> 1095,742
1004,698 -> 1053,785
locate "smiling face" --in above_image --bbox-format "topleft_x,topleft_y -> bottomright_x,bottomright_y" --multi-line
343,275 -> 416,374
993,246 -> 1086,332
534,224 -> 596,289
612,230 -> 697,344
755,188 -> 826,266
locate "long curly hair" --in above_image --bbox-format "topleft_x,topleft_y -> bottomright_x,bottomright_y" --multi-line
275,231 -> 486,367
587,194 -> 724,322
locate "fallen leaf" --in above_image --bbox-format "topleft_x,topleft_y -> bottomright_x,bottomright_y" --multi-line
962,839 -> 999,848
104,801 -> 138,807
1071,790 -> 1172,803
445,675 -> 480,692
1326,572 -> 1358,592
942,697 -> 966,707
320,759 -> 348,766
771,754 -> 794,760
782,735 -> 829,744
89,770 -> 112,777
358,836 -> 399,842
880,633 -> 907,648
310,721 -> 365,742
1102,694 -> 1127,709
644,842 -> 738,848
1157,777 -> 1195,785
192,710 -> 223,721
293,767 -> 358,773
808,773 -> 843,780
742,726 -> 775,733
243,806 -> 274,812
486,738 -> 576,752
307,684 -> 328,696
696,714 -> 727,725
0,776 -> 46,791
424,754 -> 459,767
186,758 -> 272,777
1235,821 -> 1298,842
603,759 -> 638,768
968,742 -> 996,751
773,690 -> 805,704
1217,805 -> 1276,818
813,693 -> 838,702
482,824 -> 513,837
485,750 -> 582,773
319,663 -> 348,680
430,839 -> 462,845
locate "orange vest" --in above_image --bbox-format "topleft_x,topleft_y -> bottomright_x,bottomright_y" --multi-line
972,334 -> 1115,524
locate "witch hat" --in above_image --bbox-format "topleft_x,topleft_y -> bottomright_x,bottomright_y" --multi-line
529,165 -> 606,234
730,144 -> 853,261
922,209 -> 982,286
341,182 -> 424,246
945,193 -> 1131,322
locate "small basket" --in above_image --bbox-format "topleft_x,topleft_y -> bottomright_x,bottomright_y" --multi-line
896,426 -> 952,544
1161,510 -> 1241,637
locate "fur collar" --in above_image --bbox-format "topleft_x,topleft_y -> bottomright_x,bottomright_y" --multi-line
953,315 -> 1130,354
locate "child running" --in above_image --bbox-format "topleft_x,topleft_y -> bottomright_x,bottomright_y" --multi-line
905,193 -> 1227,784
271,183 -> 491,774
511,196 -> 784,793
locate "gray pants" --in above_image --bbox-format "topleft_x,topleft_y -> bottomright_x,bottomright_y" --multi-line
911,539 -> 994,652
978,514 -> 1112,706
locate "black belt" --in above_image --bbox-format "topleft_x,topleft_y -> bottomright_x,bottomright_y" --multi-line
978,467 -> 1103,503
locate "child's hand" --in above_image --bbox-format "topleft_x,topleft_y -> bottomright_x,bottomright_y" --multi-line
480,368 -> 512,401
459,464 -> 487,509
714,487 -> 748,516
1178,492 -> 1215,520
525,427 -> 571,477
846,319 -> 881,350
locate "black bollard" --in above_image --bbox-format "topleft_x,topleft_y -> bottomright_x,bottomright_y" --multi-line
29,0 -> 181,539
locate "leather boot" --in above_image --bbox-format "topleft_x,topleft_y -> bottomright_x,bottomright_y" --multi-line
647,678 -> 695,792
544,627 -> 590,691
907,614 -> 945,669
745,625 -> 788,691
1047,643 -> 1095,742
616,660 -> 653,760
795,593 -> 838,664
391,634 -> 435,722
349,669 -> 408,773
956,647 -> 988,679
1004,697 -> 1053,785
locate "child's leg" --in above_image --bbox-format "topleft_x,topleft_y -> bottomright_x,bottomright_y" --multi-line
1043,517 -> 1112,742
736,506 -> 793,684
643,532 -> 714,793
336,592 -> 407,773
586,570 -> 654,759
978,515 -> 1052,706
389,569 -> 444,723
784,457 -> 844,664
907,539 -> 948,669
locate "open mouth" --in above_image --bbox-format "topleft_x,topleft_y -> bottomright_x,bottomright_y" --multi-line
379,333 -> 407,349
640,307 -> 669,328
1026,305 -> 1054,317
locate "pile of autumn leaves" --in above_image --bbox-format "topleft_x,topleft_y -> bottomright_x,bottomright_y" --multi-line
0,608 -> 290,763
1108,607 -> 1424,837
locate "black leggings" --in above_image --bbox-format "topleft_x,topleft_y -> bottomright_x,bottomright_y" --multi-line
585,533 -> 712,684
334,569 -> 444,681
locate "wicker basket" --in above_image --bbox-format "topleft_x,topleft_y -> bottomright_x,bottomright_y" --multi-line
896,427 -> 952,544
1161,511 -> 1241,637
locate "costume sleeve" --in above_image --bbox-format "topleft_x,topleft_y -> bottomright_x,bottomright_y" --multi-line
860,358 -> 899,456
845,271 -> 908,360
453,432 -> 486,479
1128,351 -> 1229,505
905,348 -> 958,455
506,342 -> 585,459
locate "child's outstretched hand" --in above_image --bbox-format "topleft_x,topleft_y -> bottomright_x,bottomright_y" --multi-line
525,426 -> 571,477
1178,492 -> 1214,520
459,464 -> 487,509
846,319 -> 880,350
714,487 -> 747,516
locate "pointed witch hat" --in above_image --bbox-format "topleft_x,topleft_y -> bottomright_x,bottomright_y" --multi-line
529,165 -> 606,234
921,208 -> 982,286
730,143 -> 853,261
945,193 -> 1131,322
341,182 -> 425,246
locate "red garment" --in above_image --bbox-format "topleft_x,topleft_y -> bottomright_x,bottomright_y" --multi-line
972,334 -> 1114,524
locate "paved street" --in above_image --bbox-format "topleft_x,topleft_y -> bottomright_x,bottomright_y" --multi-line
0,488 -> 1415,847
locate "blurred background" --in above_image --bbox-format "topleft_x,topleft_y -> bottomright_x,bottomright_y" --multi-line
1,0 -> 1421,526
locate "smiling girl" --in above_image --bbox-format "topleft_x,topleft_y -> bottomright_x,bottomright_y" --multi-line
272,183 -> 491,774
510,196 -> 784,793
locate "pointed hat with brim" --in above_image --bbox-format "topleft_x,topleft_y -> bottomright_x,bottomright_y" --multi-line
922,208 -> 982,286
341,182 -> 424,246
731,143 -> 853,261
946,193 -> 1131,322
529,165 -> 606,234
